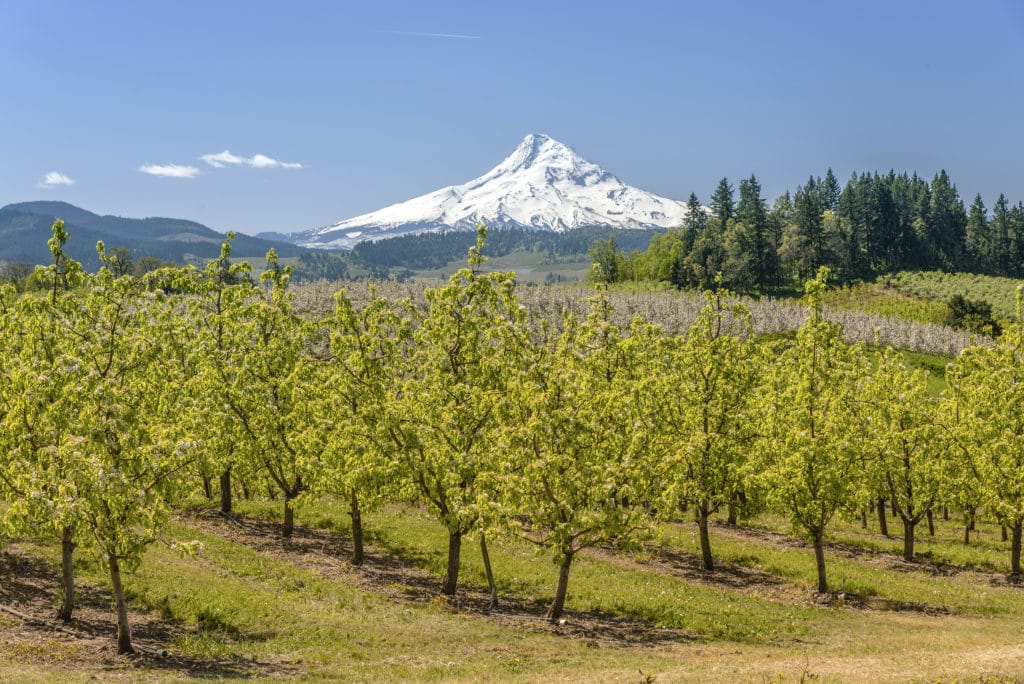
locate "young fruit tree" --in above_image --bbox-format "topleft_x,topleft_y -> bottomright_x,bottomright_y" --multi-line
60,241 -> 197,653
399,227 -> 524,597
183,236 -> 255,513
759,268 -> 868,593
861,347 -> 946,561
217,250 -> 319,537
503,292 -> 657,621
947,286 -> 1024,577
304,287 -> 416,565
643,288 -> 756,571
0,221 -> 88,621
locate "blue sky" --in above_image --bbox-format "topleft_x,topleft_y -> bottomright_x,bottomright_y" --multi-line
2,0 -> 1023,234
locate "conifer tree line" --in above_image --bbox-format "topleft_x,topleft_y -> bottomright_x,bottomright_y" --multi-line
601,170 -> 1024,291
3,221 -> 1024,655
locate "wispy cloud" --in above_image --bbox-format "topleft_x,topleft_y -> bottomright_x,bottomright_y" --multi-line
375,29 -> 481,40
138,163 -> 200,178
38,171 -> 75,188
200,150 -> 303,170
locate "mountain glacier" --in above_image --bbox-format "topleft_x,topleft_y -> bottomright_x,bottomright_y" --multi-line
297,133 -> 689,249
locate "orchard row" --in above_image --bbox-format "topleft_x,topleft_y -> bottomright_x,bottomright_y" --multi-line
1,223 -> 1021,654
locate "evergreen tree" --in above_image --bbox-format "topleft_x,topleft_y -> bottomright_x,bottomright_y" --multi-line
792,178 -> 825,278
710,177 -> 735,227
822,168 -> 841,211
737,175 -> 771,291
926,170 -> 967,269
991,194 -> 1013,276
965,194 -> 992,273
684,192 -> 707,233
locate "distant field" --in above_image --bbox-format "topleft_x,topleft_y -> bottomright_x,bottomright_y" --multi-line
823,282 -> 951,326
409,250 -> 591,284
4,499 -> 1024,682
885,270 -> 1024,321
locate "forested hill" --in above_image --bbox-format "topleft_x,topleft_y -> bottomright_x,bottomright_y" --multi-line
0,201 -> 306,270
351,225 -> 664,270
613,170 -> 1024,293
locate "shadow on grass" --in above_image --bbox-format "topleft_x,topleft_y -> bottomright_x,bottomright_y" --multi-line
0,549 -> 295,679
184,507 -> 687,648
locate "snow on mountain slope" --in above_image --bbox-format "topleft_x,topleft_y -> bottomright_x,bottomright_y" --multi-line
298,134 -> 689,249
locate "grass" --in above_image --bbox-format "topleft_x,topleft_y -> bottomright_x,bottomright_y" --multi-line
273,499 -> 818,644
823,282 -> 952,325
4,497 -> 1024,681
863,346 -> 950,395
885,270 -> 1024,322
406,250 -> 593,285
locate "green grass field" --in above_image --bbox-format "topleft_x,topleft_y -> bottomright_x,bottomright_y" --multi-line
885,271 -> 1024,322
3,496 -> 1024,682
822,282 -> 951,326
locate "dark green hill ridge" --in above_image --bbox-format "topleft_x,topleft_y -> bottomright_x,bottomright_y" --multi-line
0,201 -> 306,270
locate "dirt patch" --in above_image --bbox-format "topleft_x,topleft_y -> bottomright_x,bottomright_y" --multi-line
184,508 -> 688,648
0,545 -> 290,679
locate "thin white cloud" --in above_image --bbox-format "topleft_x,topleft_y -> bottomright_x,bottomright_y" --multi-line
200,150 -> 303,170
199,150 -> 245,168
138,163 -> 200,178
38,171 -> 75,188
377,29 -> 481,40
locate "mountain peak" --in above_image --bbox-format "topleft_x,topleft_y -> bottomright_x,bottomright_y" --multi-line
497,133 -> 574,174
298,134 -> 689,249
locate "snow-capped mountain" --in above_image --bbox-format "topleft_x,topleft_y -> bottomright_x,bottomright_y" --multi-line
297,133 -> 689,249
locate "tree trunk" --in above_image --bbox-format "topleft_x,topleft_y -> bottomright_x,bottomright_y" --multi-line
547,549 -> 574,622
927,508 -> 935,537
942,506 -> 949,521
1011,521 -> 1023,579
480,534 -> 498,611
219,467 -> 232,514
878,498 -> 889,537
58,527 -> 75,622
963,521 -> 971,546
201,475 -> 212,500
283,497 -> 295,538
902,518 -> 916,562
860,509 -> 867,529
969,506 -> 976,531
726,501 -> 737,526
441,531 -> 462,596
812,531 -> 828,593
697,500 -> 714,571
241,481 -> 251,500
1001,525 -> 1008,542
108,555 -> 133,655
349,491 -> 364,566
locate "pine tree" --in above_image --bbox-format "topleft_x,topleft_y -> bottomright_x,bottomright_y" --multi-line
710,177 -> 735,227
992,194 -> 1013,276
965,194 -> 991,273
822,168 -> 841,211
684,192 -> 707,233
927,170 -> 967,269
737,175 -> 771,291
